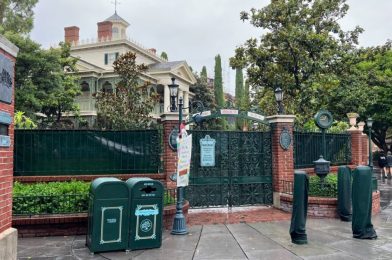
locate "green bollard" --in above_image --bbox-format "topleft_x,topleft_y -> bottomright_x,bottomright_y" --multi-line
289,171 -> 309,245
352,166 -> 377,239
337,166 -> 352,222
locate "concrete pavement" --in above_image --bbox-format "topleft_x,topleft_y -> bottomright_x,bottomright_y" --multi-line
17,168 -> 392,260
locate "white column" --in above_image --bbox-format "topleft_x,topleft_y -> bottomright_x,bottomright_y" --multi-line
164,85 -> 170,113
183,91 -> 189,115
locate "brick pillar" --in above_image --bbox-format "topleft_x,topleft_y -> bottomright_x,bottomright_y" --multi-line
160,113 -> 179,189
0,34 -> 18,260
97,21 -> 113,41
348,129 -> 363,166
267,115 -> 296,207
64,26 -> 79,44
362,134 -> 369,166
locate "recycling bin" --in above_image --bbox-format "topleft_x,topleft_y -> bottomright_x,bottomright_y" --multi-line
126,178 -> 164,250
86,177 -> 130,253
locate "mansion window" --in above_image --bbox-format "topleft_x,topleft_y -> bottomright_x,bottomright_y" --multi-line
102,82 -> 113,93
81,81 -> 90,92
104,52 -> 119,65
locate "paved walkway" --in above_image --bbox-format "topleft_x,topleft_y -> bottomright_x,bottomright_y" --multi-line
17,168 -> 392,260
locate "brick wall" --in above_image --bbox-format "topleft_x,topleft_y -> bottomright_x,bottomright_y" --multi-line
361,134 -> 369,165
0,48 -> 16,235
280,191 -> 380,218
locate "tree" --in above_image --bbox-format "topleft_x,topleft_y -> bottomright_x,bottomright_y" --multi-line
7,33 -> 80,126
235,67 -> 244,129
214,55 -> 227,129
201,66 -> 207,80
230,0 -> 363,123
95,52 -> 158,130
160,51 -> 168,60
0,0 -> 38,34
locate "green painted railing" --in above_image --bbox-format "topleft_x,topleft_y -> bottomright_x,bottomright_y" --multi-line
294,131 -> 351,169
14,129 -> 162,176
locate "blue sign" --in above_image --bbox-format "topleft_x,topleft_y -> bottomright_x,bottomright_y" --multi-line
200,135 -> 216,167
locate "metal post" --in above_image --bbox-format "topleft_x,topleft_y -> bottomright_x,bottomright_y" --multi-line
171,98 -> 188,235
322,128 -> 326,160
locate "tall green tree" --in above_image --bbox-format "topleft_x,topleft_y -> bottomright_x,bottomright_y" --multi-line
95,52 -> 158,130
235,67 -> 244,129
0,0 -> 38,34
201,66 -> 207,80
8,33 -> 80,126
230,0 -> 363,123
214,55 -> 227,129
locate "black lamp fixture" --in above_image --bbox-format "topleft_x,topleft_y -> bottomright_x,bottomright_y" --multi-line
274,86 -> 284,114
168,77 -> 179,112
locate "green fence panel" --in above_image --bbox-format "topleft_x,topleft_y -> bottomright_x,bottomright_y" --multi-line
14,130 -> 162,176
294,131 -> 351,169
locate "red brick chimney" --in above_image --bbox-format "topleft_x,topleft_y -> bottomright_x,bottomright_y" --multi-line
97,21 -> 113,41
64,26 -> 80,44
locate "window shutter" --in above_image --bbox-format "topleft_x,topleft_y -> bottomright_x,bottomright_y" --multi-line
104,54 -> 108,65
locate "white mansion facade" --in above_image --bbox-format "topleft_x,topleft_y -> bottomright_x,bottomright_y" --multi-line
64,12 -> 196,127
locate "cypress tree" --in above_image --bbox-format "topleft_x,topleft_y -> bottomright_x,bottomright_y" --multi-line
214,55 -> 226,129
235,68 -> 244,130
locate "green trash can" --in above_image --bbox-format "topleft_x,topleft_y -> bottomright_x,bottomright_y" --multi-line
126,178 -> 164,250
86,178 -> 130,253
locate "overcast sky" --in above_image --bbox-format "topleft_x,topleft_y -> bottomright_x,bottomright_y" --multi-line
30,0 -> 392,94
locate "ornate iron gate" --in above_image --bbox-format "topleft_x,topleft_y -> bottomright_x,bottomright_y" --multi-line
186,130 -> 272,207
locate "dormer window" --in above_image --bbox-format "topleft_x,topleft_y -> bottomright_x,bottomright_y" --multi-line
104,52 -> 119,65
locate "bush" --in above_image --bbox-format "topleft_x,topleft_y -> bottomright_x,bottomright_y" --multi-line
308,174 -> 337,198
13,181 -> 176,215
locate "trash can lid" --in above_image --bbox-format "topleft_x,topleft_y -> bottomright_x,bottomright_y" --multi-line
126,178 -> 164,198
90,177 -> 129,199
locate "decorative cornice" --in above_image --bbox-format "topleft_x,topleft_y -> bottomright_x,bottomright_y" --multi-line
0,34 -> 19,57
266,115 -> 296,124
160,112 -> 180,122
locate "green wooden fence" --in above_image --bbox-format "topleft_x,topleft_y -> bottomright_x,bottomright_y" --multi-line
14,130 -> 162,176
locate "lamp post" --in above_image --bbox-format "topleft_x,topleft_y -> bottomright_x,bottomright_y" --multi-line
168,77 -> 188,235
367,118 -> 374,168
274,86 -> 284,115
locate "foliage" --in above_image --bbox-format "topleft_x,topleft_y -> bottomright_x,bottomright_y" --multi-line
6,33 -> 80,127
95,52 -> 158,130
302,120 -> 349,133
356,46 -> 392,152
230,0 -> 363,124
0,0 -> 38,34
12,181 -> 175,215
190,68 -> 216,129
12,181 -> 90,215
14,111 -> 37,129
160,51 -> 168,60
308,174 -> 337,197
214,55 -> 227,129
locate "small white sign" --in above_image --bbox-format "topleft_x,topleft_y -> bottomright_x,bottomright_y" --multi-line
220,109 -> 238,115
177,130 -> 192,187
247,112 -> 265,121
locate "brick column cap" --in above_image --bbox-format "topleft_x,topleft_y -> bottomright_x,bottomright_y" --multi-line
347,129 -> 362,133
160,112 -> 180,122
266,114 -> 296,124
0,34 -> 19,57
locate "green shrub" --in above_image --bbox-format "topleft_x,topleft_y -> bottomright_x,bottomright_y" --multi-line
13,181 -> 176,215
308,174 -> 337,198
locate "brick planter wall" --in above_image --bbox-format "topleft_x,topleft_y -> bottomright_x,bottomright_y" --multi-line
280,191 -> 380,218
13,201 -> 189,237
